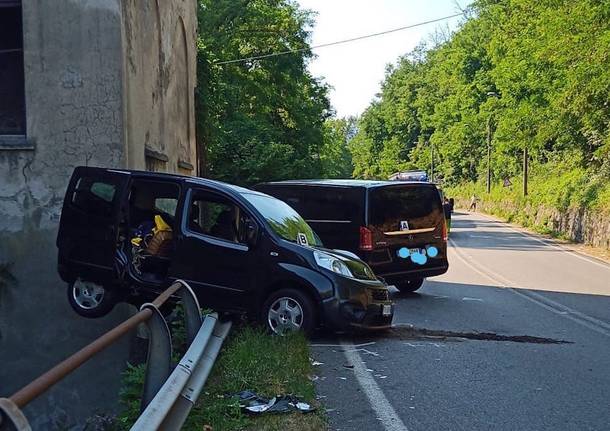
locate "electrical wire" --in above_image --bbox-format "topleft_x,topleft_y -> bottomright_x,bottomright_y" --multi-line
215,12 -> 465,65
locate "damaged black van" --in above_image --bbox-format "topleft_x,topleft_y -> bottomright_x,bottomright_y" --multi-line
255,180 -> 448,292
56,167 -> 393,334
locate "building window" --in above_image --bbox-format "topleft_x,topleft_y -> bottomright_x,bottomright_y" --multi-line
0,1 -> 26,136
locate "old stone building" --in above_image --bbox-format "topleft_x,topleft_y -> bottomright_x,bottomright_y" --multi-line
0,0 -> 197,427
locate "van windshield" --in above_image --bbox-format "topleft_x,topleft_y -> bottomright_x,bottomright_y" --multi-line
369,185 -> 443,232
242,193 -> 322,246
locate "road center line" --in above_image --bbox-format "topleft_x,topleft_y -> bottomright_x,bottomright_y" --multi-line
340,340 -> 409,431
449,238 -> 610,338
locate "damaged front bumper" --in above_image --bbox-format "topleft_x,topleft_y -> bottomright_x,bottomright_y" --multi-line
321,275 -> 394,331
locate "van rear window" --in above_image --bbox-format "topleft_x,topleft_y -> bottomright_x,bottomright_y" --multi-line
369,185 -> 442,231
71,177 -> 116,216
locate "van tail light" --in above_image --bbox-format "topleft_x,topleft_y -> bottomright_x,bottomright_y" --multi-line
359,226 -> 373,251
442,219 -> 448,242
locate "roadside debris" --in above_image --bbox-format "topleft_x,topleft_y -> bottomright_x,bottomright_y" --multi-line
231,390 -> 316,414
310,357 -> 324,366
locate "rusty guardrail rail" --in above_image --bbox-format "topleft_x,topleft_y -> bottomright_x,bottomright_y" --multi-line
0,280 -> 232,431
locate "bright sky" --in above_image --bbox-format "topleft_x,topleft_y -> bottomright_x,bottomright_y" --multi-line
297,0 -> 469,117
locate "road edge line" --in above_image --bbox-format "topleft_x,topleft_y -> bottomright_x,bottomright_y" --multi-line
473,211 -> 610,269
340,341 -> 409,431
449,238 -> 610,338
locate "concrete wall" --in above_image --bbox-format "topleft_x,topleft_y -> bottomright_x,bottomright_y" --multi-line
0,0 -> 197,428
121,0 -> 197,175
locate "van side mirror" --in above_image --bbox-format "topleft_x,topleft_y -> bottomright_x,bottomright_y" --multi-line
245,220 -> 259,247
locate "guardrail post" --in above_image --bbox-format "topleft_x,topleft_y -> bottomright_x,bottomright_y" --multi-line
175,280 -> 202,345
140,303 -> 172,411
0,398 -> 31,431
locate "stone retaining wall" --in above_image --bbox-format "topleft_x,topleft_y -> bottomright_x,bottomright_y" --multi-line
454,198 -> 610,250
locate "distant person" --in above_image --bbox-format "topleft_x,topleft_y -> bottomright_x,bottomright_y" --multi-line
443,197 -> 452,234
469,194 -> 478,212
449,197 -> 455,213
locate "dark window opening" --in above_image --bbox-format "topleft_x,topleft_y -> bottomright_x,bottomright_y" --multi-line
71,177 -> 117,218
0,1 -> 26,135
128,180 -> 180,229
187,190 -> 256,245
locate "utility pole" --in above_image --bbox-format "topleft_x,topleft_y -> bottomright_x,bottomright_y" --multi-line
430,140 -> 434,182
485,91 -> 500,194
523,146 -> 528,196
486,116 -> 492,194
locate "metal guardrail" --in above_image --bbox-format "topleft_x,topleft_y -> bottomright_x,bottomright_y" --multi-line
0,280 -> 231,431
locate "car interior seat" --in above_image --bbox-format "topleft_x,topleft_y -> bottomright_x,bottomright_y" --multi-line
210,209 -> 236,241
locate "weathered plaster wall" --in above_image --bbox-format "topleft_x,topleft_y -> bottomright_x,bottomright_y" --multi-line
121,0 -> 197,174
1,1 -> 198,426
0,1 -> 131,429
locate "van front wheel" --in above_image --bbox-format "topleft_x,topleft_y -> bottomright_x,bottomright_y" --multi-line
262,288 -> 316,336
67,280 -> 118,318
395,278 -> 424,293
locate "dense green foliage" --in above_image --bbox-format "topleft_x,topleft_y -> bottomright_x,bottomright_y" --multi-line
196,0 -> 339,185
351,0 -> 610,193
319,117 -> 356,178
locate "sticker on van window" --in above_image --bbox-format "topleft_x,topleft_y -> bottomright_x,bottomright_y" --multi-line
400,220 -> 410,231
297,233 -> 309,246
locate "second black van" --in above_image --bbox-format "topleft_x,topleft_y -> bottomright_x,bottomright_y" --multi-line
255,180 -> 448,292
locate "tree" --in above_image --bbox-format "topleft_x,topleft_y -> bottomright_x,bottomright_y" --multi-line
196,0 -> 331,186
350,0 -> 610,185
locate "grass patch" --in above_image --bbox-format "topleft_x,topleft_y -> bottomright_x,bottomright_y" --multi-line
117,325 -> 325,431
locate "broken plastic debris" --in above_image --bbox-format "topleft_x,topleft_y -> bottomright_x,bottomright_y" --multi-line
309,357 -> 324,366
246,397 -> 276,413
230,391 -> 315,415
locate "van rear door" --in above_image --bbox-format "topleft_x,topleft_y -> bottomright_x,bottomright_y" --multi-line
57,167 -> 130,284
367,184 -> 445,264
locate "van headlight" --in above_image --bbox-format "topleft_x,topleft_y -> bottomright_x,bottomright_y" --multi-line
314,251 -> 354,277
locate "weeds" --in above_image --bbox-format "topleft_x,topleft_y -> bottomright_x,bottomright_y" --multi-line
116,324 -> 324,431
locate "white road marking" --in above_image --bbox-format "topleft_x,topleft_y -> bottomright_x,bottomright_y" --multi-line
462,297 -> 484,302
310,341 -> 377,348
449,238 -> 610,338
341,340 -> 409,431
475,212 -> 610,270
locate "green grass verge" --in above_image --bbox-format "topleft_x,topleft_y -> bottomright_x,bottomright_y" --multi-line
117,326 -> 325,431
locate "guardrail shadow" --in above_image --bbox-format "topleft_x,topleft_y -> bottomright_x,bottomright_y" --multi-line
0,280 -> 231,431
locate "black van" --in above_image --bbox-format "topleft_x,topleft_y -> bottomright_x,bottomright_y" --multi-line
255,180 -> 448,292
56,167 -> 393,334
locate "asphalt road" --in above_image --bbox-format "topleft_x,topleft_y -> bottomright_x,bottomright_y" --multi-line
311,211 -> 610,431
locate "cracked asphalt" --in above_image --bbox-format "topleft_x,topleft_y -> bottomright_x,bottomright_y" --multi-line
310,212 -> 610,431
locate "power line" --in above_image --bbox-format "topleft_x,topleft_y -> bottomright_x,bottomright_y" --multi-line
215,12 -> 465,65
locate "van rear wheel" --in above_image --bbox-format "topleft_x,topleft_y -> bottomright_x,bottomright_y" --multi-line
67,279 -> 118,318
395,278 -> 424,293
262,288 -> 316,336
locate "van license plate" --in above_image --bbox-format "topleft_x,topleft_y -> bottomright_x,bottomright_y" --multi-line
382,305 -> 392,316
409,248 -> 421,255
